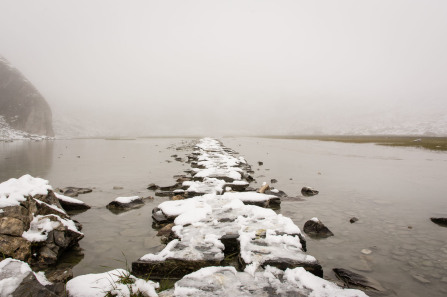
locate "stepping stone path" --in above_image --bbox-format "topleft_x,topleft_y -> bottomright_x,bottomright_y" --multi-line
132,138 -> 367,296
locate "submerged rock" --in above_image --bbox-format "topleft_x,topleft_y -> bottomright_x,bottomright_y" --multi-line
334,268 -> 386,292
430,217 -> 447,227
56,187 -> 92,198
301,186 -> 319,196
303,218 -> 334,238
350,217 -> 359,224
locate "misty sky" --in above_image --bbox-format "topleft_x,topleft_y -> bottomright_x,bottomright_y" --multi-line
1,0 -> 447,136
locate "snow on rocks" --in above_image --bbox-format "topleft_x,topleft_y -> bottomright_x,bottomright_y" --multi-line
0,175 -> 83,266
66,269 -> 159,297
159,266 -> 368,297
0,258 -> 60,297
133,193 -> 321,279
55,193 -> 90,212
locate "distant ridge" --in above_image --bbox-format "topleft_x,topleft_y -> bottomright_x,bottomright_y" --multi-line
0,55 -> 54,137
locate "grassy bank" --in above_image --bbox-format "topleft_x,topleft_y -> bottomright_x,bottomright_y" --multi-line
259,135 -> 447,151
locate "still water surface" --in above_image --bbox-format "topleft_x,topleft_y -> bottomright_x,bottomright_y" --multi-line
1,137 -> 446,296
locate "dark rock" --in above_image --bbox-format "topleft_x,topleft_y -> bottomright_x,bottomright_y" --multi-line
350,217 -> 359,224
262,258 -> 323,277
220,233 -> 240,255
132,258 -> 222,280
303,218 -> 334,238
12,272 -> 58,297
159,184 -> 181,191
301,186 -> 319,197
152,208 -> 172,225
430,217 -> 447,227
113,186 -> 124,190
0,56 -> 54,137
57,187 -> 92,197
270,179 -> 278,184
333,268 -> 386,292
147,183 -> 159,190
106,197 -> 145,214
57,198 -> 90,212
258,161 -> 263,166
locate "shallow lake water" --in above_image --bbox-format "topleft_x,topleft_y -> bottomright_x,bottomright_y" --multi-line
1,137 -> 446,296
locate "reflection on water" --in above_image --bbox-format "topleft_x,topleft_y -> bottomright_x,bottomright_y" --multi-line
1,137 -> 447,297
0,140 -> 54,181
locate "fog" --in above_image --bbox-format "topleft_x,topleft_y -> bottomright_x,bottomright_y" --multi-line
1,0 -> 447,136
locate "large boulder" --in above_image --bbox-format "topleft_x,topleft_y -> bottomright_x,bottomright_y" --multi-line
0,56 -> 54,137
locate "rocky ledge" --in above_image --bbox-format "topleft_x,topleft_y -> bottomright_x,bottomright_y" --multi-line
0,175 -> 84,267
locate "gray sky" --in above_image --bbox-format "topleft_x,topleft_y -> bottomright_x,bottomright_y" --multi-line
1,0 -> 446,136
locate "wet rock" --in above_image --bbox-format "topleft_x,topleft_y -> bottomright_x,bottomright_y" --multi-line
411,273 -> 431,284
159,184 -> 182,191
333,268 -> 386,292
56,187 -> 92,197
303,218 -> 334,238
132,258 -> 223,280
55,193 -> 90,212
258,161 -> 263,166
157,223 -> 175,237
270,179 -> 278,184
301,186 -> 319,196
147,183 -> 159,190
350,217 -> 359,223
106,196 -> 145,213
430,217 -> 447,227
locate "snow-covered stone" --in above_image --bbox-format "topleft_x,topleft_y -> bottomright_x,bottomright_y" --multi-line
159,266 -> 368,297
66,269 -> 159,297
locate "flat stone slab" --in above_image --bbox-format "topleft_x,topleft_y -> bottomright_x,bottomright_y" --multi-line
135,194 -> 319,279
158,266 -> 368,297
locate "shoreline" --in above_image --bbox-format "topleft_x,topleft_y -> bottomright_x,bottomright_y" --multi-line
255,135 -> 447,151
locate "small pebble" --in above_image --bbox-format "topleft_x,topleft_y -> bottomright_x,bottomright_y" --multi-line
361,249 -> 372,255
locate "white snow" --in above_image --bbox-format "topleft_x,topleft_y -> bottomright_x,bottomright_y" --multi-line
0,259 -> 52,296
310,217 -> 320,222
22,214 -> 82,242
55,193 -> 87,205
114,196 -> 141,204
0,116 -> 51,141
171,265 -> 369,297
0,175 -> 52,208
222,191 -> 276,203
66,269 -> 159,297
34,198 -> 66,214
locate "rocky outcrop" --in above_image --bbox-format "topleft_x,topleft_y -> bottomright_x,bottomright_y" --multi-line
0,56 -> 54,137
0,175 -> 84,267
